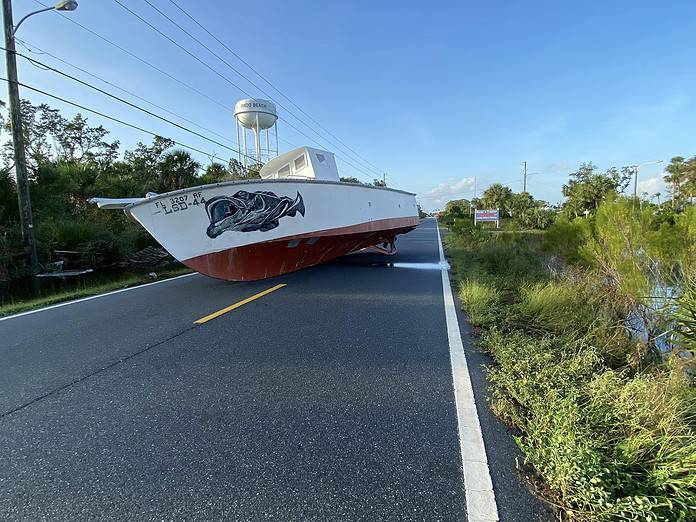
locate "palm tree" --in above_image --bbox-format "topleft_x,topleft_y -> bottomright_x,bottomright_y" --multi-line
481,183 -> 513,213
664,156 -> 687,207
157,149 -> 200,191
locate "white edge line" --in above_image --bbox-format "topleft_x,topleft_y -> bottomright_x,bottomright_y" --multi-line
436,220 -> 499,521
0,272 -> 199,322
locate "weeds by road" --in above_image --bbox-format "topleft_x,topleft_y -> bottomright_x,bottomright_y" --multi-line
0,265 -> 192,317
443,198 -> 696,521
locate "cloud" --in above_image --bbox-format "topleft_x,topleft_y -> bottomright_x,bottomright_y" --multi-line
637,174 -> 667,196
418,177 -> 475,207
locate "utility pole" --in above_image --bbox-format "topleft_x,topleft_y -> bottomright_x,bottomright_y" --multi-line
3,0 -> 40,296
631,160 -> 663,210
632,165 -> 638,203
470,176 -> 476,216
523,161 -> 527,193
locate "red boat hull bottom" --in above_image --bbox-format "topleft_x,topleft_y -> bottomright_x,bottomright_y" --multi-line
182,217 -> 420,281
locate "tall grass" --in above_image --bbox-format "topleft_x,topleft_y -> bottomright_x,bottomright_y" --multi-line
458,280 -> 500,327
442,199 -> 696,520
0,265 -> 192,317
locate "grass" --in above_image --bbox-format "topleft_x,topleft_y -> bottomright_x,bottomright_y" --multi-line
442,223 -> 696,521
0,265 -> 192,317
458,279 -> 501,327
518,281 -> 599,335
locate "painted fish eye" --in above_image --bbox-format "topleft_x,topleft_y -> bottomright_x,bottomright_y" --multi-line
211,201 -> 237,223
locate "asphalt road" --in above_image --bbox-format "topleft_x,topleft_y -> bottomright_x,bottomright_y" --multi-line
0,218 -> 551,521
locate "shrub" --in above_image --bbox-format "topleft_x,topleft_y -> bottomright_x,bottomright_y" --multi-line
458,280 -> 501,327
583,369 -> 696,519
674,280 -> 696,354
450,217 -> 491,243
543,216 -> 591,264
518,281 -> 599,336
474,238 -> 545,286
445,194 -> 696,519
484,329 -> 696,520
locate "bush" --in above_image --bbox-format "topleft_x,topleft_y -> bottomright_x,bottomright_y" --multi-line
484,329 -> 696,520
543,216 -> 590,264
458,280 -> 501,327
474,237 -> 545,286
674,280 -> 696,354
444,195 -> 696,520
518,281 -> 599,336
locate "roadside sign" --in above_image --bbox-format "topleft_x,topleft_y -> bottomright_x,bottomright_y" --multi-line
474,209 -> 500,228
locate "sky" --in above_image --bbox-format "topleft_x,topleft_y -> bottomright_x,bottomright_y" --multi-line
6,0 -> 696,211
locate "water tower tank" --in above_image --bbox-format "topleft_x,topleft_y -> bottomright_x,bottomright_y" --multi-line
234,99 -> 278,130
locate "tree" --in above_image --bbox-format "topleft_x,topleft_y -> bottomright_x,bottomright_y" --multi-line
0,167 -> 18,223
683,157 -> 696,204
123,136 -> 175,192
561,162 -> 632,218
480,183 -> 513,214
508,192 -> 535,218
227,159 -> 261,180
373,178 -> 386,187
340,176 -> 361,184
157,150 -> 200,192
198,162 -> 229,185
664,156 -> 688,206
444,199 -> 470,216
2,101 -> 119,173
54,113 -> 119,166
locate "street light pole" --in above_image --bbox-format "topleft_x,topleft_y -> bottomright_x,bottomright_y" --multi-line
2,0 -> 40,296
632,159 -> 663,210
2,0 -> 78,297
523,160 -> 527,193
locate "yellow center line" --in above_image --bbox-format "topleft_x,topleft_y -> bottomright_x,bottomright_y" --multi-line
194,283 -> 287,325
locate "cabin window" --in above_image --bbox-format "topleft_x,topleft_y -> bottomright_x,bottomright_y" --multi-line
277,164 -> 290,177
316,153 -> 326,163
294,154 -> 307,171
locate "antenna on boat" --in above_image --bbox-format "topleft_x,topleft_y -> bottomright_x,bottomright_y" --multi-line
234,98 -> 279,168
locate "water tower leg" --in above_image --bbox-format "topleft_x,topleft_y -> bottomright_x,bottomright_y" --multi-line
274,122 -> 279,157
254,130 -> 260,166
236,120 -> 241,165
254,114 -> 261,164
242,129 -> 247,168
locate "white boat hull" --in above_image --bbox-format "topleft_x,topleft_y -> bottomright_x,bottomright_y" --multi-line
123,179 -> 419,280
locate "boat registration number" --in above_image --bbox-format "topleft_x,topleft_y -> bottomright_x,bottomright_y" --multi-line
154,192 -> 206,215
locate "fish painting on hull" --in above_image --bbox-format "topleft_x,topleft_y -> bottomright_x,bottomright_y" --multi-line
205,190 -> 305,238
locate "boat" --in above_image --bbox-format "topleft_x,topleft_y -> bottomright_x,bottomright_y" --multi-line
91,145 -> 419,281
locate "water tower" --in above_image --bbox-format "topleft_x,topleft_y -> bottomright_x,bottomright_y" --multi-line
234,98 -> 279,167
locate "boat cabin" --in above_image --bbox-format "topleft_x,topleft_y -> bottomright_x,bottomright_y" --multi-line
259,146 -> 339,181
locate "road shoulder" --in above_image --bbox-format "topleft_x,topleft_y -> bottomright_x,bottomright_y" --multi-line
442,229 -> 554,521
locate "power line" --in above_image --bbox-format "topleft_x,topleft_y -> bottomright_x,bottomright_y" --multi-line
168,0 -> 387,177
111,0 -> 252,96
31,0 -> 231,112
135,0 -> 387,179
276,134 -> 376,184
15,38 -> 238,149
9,48 -> 257,162
1,76 -> 239,164
277,117 -> 376,182
161,0 -> 386,178
32,0 -> 380,181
